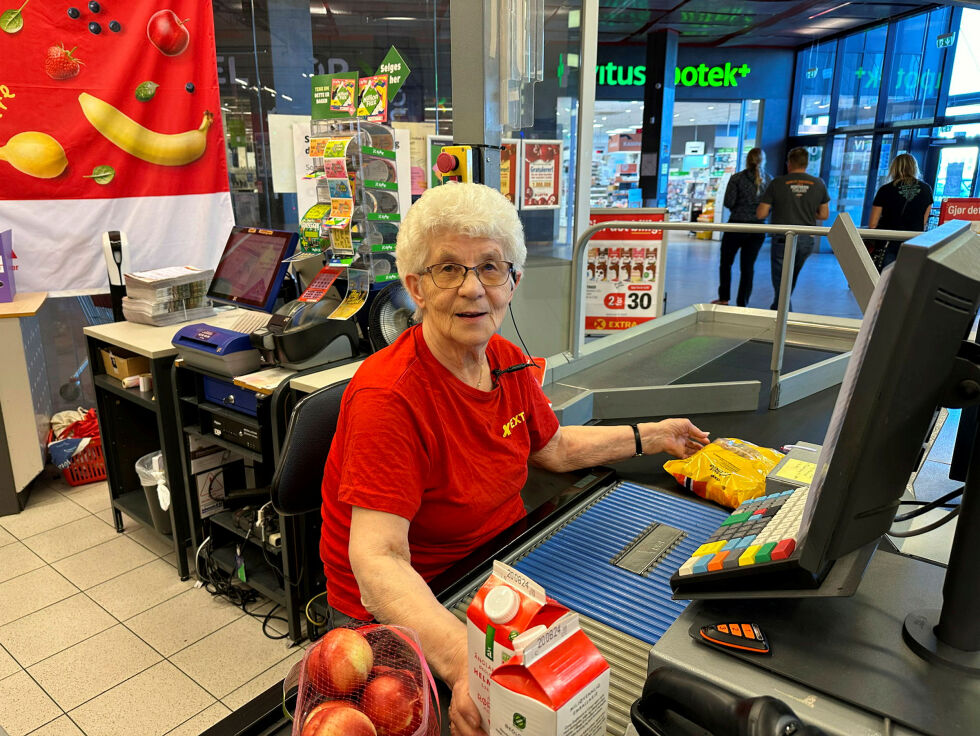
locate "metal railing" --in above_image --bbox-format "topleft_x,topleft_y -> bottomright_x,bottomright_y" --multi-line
568,216 -> 920,409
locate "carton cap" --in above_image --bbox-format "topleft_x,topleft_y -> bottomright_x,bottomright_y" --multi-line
512,625 -> 547,651
484,585 -> 520,624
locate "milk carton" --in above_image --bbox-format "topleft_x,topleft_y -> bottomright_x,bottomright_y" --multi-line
467,561 -> 569,731
489,612 -> 610,736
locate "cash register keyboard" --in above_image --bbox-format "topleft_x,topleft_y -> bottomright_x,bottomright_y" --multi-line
671,486 -> 822,596
230,310 -> 271,335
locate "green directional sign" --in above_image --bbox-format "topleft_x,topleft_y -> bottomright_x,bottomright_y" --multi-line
377,46 -> 411,99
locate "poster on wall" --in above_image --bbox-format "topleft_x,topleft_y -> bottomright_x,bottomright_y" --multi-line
585,209 -> 666,334
521,139 -> 561,209
0,0 -> 233,293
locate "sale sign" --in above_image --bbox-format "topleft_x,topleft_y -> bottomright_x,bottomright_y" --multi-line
521,139 -> 561,209
585,208 -> 666,334
0,0 -> 233,293
938,198 -> 980,232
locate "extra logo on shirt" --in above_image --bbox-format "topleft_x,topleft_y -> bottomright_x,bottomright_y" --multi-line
502,412 -> 526,437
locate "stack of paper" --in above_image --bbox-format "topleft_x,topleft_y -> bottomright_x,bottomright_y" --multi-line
122,266 -> 216,326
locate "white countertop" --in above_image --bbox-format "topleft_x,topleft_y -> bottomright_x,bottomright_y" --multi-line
290,359 -> 363,394
83,308 -> 252,359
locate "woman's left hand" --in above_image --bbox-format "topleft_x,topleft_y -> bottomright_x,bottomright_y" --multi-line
645,419 -> 710,458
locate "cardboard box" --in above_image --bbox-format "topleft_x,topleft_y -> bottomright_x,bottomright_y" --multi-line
100,347 -> 150,383
467,561 -> 569,731
489,611 -> 610,736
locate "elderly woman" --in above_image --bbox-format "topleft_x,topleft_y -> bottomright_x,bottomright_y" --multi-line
319,182 -> 708,736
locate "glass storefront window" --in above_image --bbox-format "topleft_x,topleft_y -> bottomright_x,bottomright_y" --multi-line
795,40 -> 837,134
947,8 -> 980,116
934,146 -> 978,199
884,8 -> 950,125
836,25 -> 887,128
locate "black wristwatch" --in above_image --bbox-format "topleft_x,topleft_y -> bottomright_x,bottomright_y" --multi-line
630,424 -> 643,457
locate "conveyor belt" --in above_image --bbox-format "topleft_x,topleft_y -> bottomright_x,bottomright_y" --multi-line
454,480 -> 729,736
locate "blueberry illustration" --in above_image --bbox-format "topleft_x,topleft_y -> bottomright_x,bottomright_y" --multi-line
108,20 -> 121,32
185,82 -> 195,93
88,1 -> 101,12
67,7 -> 80,19
88,20 -> 101,34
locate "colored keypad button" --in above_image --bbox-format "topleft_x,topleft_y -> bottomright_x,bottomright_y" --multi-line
756,542 -> 778,562
718,624 -> 729,634
693,555 -> 712,574
722,512 -> 752,526
708,552 -> 729,571
739,545 -> 761,566
771,538 -> 796,560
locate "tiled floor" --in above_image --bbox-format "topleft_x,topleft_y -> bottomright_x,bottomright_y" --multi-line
0,473 -> 308,736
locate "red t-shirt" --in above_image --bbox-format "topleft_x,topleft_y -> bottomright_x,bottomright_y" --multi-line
319,325 -> 559,620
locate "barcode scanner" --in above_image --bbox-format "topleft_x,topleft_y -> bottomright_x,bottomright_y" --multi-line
102,230 -> 130,322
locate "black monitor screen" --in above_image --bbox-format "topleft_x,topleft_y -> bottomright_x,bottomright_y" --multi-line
798,222 -> 980,574
207,227 -> 297,312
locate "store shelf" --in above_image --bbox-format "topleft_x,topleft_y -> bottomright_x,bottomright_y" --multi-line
182,425 -> 264,463
94,375 -> 158,412
209,510 -> 282,554
210,543 -> 286,606
114,489 -> 167,537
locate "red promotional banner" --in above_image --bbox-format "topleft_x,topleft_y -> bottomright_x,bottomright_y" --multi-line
938,198 -> 980,225
0,0 -> 233,292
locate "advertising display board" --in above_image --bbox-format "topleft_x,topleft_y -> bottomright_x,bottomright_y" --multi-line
521,140 -> 562,209
585,209 -> 666,334
938,198 -> 980,231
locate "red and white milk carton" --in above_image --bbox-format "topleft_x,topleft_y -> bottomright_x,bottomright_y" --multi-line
489,611 -> 610,736
467,561 -> 569,731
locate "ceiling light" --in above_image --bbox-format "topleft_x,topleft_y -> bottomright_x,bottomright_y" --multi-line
707,106 -> 715,110
689,118 -> 695,122
809,2 -> 851,20
379,17 -> 416,21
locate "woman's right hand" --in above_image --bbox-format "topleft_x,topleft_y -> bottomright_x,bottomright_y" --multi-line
447,649 -> 487,736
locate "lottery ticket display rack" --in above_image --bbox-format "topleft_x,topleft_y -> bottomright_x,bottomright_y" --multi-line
298,118 -> 405,308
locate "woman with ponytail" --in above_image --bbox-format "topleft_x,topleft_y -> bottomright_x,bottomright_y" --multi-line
713,147 -> 771,307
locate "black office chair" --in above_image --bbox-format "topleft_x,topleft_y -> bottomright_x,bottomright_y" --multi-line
271,379 -> 349,516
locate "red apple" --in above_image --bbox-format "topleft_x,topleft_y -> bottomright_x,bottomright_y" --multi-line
306,628 -> 374,696
146,10 -> 190,56
303,700 -> 346,730
361,672 -> 423,736
301,705 -> 377,736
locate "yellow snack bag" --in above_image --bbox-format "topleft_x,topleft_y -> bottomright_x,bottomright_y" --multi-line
663,438 -> 784,509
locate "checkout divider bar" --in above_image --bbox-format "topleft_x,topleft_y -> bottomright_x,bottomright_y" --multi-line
569,214 -> 919,409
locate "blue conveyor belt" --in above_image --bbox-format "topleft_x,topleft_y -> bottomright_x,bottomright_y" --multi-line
513,480 -> 729,645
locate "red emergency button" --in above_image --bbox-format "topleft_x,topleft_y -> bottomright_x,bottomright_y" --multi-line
436,152 -> 459,173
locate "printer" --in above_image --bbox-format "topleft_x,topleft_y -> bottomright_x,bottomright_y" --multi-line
172,323 -> 262,376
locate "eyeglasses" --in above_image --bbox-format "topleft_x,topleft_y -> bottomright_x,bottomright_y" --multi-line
422,260 -> 514,289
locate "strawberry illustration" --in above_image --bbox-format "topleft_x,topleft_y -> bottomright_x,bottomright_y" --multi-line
44,45 -> 83,80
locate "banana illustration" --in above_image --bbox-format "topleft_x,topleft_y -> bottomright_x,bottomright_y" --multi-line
78,92 -> 212,166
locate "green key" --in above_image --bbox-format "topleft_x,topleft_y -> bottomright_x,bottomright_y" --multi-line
756,542 -> 778,562
722,512 -> 752,526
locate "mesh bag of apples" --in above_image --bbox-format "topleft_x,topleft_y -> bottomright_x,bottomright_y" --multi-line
290,624 -> 440,736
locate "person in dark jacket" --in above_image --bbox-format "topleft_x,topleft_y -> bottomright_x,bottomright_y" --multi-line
867,153 -> 933,271
713,148 -> 770,307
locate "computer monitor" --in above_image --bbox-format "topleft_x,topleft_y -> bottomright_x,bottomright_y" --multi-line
794,220 -> 980,669
207,226 -> 298,313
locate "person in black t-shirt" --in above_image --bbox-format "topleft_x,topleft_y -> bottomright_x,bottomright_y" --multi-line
713,147 -> 771,307
868,153 -> 933,271
757,147 -> 829,310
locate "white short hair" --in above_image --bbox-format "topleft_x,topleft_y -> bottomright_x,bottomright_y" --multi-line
395,183 -> 526,286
